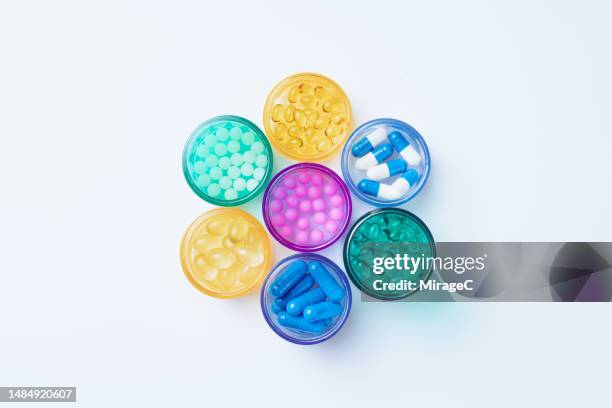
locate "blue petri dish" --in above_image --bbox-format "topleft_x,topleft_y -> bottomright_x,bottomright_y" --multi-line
260,253 -> 352,345
341,118 -> 431,207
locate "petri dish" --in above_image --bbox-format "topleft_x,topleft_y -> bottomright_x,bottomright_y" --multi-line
341,118 -> 430,207
180,208 -> 273,299
343,208 -> 436,300
262,163 -> 352,252
183,115 -> 273,206
261,253 -> 352,345
263,73 -> 352,161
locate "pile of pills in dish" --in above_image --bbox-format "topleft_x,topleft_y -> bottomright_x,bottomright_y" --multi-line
263,73 -> 352,161
263,163 -> 352,252
341,118 -> 430,207
261,254 -> 351,344
180,208 -> 272,298
183,116 -> 273,206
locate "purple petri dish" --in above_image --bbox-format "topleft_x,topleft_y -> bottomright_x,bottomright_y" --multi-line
260,253 -> 352,345
262,163 -> 352,252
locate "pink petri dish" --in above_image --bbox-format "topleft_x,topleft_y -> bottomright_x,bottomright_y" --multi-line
262,163 -> 352,252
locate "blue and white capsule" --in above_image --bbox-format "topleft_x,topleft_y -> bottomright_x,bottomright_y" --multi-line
277,312 -> 329,334
303,301 -> 343,322
366,159 -> 407,181
357,179 -> 398,200
388,131 -> 421,166
286,288 -> 326,316
269,260 -> 308,297
391,169 -> 420,197
354,143 -> 394,171
351,127 -> 388,157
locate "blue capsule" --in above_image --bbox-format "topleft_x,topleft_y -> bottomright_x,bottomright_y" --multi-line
303,301 -> 343,322
277,312 -> 329,334
271,302 -> 284,315
354,143 -> 393,171
366,158 -> 407,180
388,131 -> 422,166
286,288 -> 325,316
357,179 -> 398,200
274,275 -> 315,310
308,261 -> 345,302
351,127 -> 388,157
270,260 -> 308,297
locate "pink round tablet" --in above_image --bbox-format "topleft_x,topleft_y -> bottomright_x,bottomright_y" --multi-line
285,208 -> 298,221
270,199 -> 283,212
313,212 -> 327,224
312,199 -> 325,211
330,194 -> 344,207
299,200 -> 312,212
263,163 -> 352,251
286,195 -> 299,208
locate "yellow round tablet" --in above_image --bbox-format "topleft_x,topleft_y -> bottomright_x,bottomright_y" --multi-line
263,73 -> 352,161
180,208 -> 273,299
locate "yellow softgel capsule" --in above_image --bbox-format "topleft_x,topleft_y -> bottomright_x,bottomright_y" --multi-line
180,208 -> 273,298
263,73 -> 352,161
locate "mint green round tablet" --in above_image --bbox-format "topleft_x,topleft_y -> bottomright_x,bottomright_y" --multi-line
230,153 -> 243,166
255,155 -> 267,168
253,167 -> 265,181
209,167 -> 222,180
194,161 -> 207,174
183,116 -> 273,206
218,156 -> 231,170
216,128 -> 229,142
229,127 -> 242,140
205,155 -> 218,167
251,141 -> 264,154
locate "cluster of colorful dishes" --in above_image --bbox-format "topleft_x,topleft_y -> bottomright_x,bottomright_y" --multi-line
180,73 -> 435,344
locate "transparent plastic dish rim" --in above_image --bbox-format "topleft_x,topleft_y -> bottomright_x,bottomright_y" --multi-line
262,162 -> 353,252
341,118 -> 431,207
342,208 -> 437,301
263,72 -> 353,162
260,253 -> 352,345
182,115 -> 274,206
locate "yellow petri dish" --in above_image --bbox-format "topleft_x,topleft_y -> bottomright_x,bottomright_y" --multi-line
180,208 -> 273,299
263,73 -> 352,161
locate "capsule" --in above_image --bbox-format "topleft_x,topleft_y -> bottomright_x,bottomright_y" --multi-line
391,169 -> 420,197
366,159 -> 407,180
277,312 -> 329,334
308,261 -> 345,301
354,143 -> 393,171
303,301 -> 343,322
351,127 -> 388,157
269,260 -> 308,297
271,302 -> 284,315
286,288 -> 325,316
274,275 -> 315,310
357,179 -> 399,200
388,131 -> 421,166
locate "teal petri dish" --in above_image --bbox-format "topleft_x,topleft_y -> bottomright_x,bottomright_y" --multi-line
183,115 -> 274,206
343,208 -> 436,300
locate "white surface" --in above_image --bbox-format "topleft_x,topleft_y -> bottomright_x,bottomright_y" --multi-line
1,1 -> 611,407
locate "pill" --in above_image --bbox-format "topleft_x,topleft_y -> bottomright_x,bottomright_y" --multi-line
366,159 -> 407,180
243,151 -> 255,164
270,260 -> 308,297
230,153 -> 243,166
357,179 -> 399,200
303,301 -> 343,322
285,208 -> 298,221
246,179 -> 259,191
206,248 -> 235,269
274,274 -> 315,310
194,161 -> 207,173
252,141 -> 265,155
354,143 -> 393,171
313,212 -> 327,224
308,261 -> 345,301
286,288 -> 325,316
241,163 -> 254,177
196,174 -> 211,187
234,244 -> 264,267
351,127 -> 388,157
329,194 -> 344,207
388,131 -> 422,166
286,195 -> 298,208
241,132 -> 255,145
219,176 -> 232,190
196,145 -> 210,158
229,127 -> 242,140
295,230 -> 309,243
391,169 -> 420,197
270,200 -> 282,212
233,178 -> 246,191
325,220 -> 339,233
329,208 -> 344,220
299,200 -> 312,212
205,155 -> 219,167
277,312 -> 328,334
204,134 -> 218,147
312,199 -> 325,211
307,186 -> 321,199
207,183 -> 221,197
216,128 -> 230,141
214,143 -> 228,156
297,218 -> 309,230
271,302 -> 284,314
255,155 -> 268,168
224,188 -> 237,200
253,167 -> 265,181
218,156 -> 231,170
228,140 -> 241,153
228,166 -> 240,179
310,229 -> 323,243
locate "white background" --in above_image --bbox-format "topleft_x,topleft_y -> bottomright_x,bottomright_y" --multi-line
1,1 -> 611,407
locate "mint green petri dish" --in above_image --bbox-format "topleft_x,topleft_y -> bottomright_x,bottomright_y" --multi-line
183,116 -> 274,206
